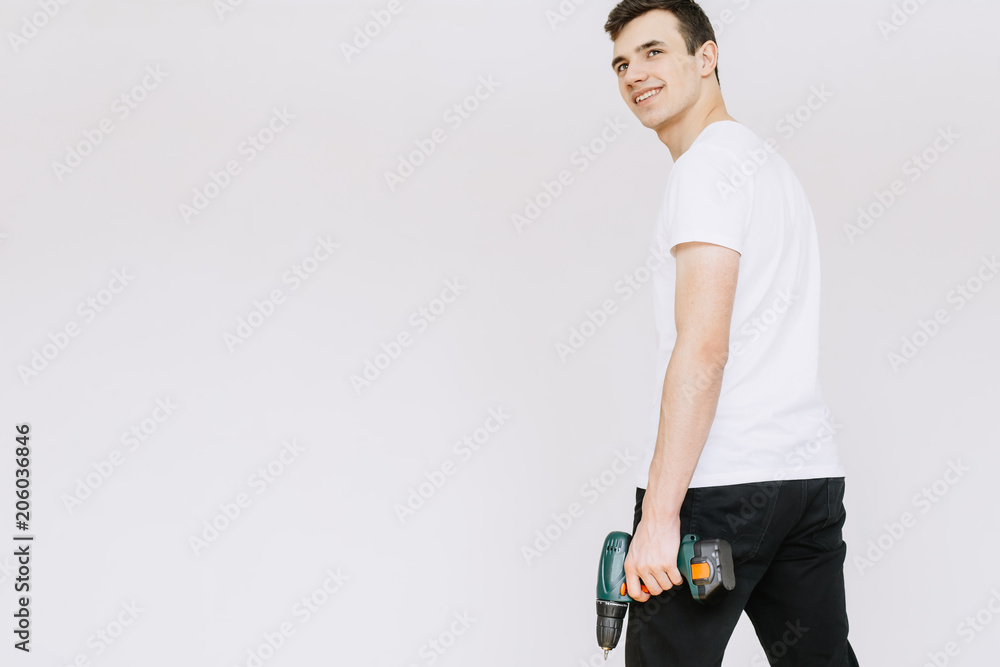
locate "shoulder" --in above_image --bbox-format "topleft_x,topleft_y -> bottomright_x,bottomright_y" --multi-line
694,123 -> 764,164
666,142 -> 738,195
670,123 -> 779,190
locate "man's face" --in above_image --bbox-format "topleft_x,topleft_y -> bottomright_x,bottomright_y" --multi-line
611,10 -> 704,130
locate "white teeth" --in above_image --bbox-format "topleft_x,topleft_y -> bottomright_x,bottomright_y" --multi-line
635,89 -> 659,103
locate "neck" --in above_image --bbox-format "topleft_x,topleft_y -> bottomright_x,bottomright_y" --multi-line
657,95 -> 736,163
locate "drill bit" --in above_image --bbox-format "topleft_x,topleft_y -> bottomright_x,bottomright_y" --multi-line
604,649 -> 609,660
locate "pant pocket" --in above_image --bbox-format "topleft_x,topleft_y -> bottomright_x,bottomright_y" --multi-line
812,477 -> 846,550
688,482 -> 779,565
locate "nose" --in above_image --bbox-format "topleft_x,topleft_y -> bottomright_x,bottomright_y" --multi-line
624,64 -> 648,92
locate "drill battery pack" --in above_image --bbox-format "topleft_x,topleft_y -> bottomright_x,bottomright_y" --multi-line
677,533 -> 736,605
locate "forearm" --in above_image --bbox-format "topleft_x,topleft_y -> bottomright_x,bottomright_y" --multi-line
643,339 -> 728,518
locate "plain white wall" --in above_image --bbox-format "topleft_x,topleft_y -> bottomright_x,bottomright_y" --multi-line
2,0 -> 998,665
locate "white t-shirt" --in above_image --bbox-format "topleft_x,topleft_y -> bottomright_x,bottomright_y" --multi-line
636,120 -> 845,489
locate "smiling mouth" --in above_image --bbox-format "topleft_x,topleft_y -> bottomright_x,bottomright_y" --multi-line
634,88 -> 662,105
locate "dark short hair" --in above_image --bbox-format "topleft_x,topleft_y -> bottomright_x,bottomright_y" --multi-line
604,0 -> 720,85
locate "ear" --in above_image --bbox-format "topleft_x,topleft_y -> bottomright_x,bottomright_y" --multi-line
697,40 -> 719,79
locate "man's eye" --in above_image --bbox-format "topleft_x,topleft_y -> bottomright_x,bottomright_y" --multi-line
649,49 -> 661,56
618,63 -> 627,73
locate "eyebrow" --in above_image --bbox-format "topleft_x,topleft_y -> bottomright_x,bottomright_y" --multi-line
611,40 -> 666,71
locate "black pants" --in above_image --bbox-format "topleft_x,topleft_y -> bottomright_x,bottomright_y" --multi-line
625,477 -> 860,666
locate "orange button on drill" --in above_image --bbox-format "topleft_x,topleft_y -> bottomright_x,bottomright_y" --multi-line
690,562 -> 711,581
621,583 -> 650,595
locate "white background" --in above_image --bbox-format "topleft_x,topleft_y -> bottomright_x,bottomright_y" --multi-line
1,0 -> 998,665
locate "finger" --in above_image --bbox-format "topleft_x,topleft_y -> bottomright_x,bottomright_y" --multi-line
667,564 -> 684,587
648,567 -> 675,593
639,568 -> 664,596
624,558 -> 649,602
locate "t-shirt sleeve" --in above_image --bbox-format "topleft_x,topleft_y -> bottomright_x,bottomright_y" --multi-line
663,148 -> 750,257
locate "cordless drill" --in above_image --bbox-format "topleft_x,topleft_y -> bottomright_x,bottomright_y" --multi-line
595,531 -> 736,659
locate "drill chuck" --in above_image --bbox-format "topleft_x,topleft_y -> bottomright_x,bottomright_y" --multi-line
596,599 -> 627,654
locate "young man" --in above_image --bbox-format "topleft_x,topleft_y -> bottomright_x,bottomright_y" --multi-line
604,2 -> 860,665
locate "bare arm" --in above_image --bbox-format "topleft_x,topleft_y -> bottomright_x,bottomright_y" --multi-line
624,240 -> 740,601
